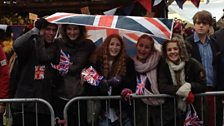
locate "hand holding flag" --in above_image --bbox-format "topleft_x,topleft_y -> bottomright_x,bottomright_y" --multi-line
81,66 -> 103,86
135,77 -> 146,95
184,104 -> 203,126
51,50 -> 72,76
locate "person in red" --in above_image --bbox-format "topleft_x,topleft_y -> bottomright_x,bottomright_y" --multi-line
0,45 -> 10,126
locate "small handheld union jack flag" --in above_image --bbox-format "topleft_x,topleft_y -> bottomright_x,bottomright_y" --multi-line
184,104 -> 203,126
81,66 -> 103,86
51,50 -> 71,76
135,77 -> 146,95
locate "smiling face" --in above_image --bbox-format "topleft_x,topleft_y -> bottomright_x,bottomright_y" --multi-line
136,38 -> 153,62
66,25 -> 80,40
43,24 -> 57,43
166,42 -> 180,63
108,37 -> 122,57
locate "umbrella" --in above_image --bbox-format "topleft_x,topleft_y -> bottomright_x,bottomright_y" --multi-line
46,12 -> 174,40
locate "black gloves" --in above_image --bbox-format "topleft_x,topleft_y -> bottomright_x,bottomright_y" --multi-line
99,76 -> 122,94
99,76 -> 122,87
35,18 -> 48,30
107,76 -> 122,87
99,79 -> 109,93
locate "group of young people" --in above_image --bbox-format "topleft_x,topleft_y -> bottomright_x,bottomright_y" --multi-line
0,10 -> 224,126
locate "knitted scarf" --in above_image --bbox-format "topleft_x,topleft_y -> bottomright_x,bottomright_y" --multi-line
166,59 -> 187,111
133,51 -> 164,106
166,60 -> 186,86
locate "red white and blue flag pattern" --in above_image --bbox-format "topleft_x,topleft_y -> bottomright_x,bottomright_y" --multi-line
81,66 -> 103,86
184,104 -> 203,126
34,65 -> 45,80
51,50 -> 71,76
86,26 -> 164,57
46,12 -> 174,40
135,76 -> 146,95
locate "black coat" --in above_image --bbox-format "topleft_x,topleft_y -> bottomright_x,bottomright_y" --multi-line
84,56 -> 136,113
84,56 -> 136,96
158,58 -> 206,124
211,29 -> 224,90
13,28 -> 60,114
55,38 -> 96,99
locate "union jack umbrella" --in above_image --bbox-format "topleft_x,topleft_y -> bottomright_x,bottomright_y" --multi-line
46,12 -> 174,40
184,104 -> 203,126
81,66 -> 103,86
86,26 -> 165,57
51,50 -> 71,76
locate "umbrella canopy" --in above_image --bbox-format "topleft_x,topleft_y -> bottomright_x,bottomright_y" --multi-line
46,12 -> 174,40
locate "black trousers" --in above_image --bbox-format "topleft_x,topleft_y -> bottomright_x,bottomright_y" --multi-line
12,111 -> 51,126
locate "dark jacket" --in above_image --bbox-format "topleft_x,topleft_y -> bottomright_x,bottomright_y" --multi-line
84,56 -> 136,111
186,34 -> 221,89
85,56 -> 136,96
210,28 -> 224,90
13,28 -> 60,114
158,58 -> 206,124
55,37 -> 96,99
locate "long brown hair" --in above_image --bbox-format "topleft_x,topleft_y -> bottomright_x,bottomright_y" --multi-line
92,34 -> 127,78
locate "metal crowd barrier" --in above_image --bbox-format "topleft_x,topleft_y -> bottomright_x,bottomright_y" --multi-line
0,98 -> 55,126
63,94 -> 175,126
1,92 -> 223,126
195,91 -> 224,126
63,91 -> 224,126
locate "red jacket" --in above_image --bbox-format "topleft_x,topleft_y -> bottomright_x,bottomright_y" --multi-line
0,45 -> 9,98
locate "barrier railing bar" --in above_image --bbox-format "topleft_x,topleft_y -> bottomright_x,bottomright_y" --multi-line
214,96 -> 217,126
173,98 -> 177,126
106,99 -> 109,125
200,96 -> 204,123
119,100 -> 122,126
63,91 -> 224,126
0,98 -> 55,126
91,101 -> 94,126
160,104 -> 163,126
22,103 -> 25,126
78,100 -> 80,126
195,91 -> 224,96
146,104 -> 149,126
133,99 -> 136,126
35,102 -> 38,126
